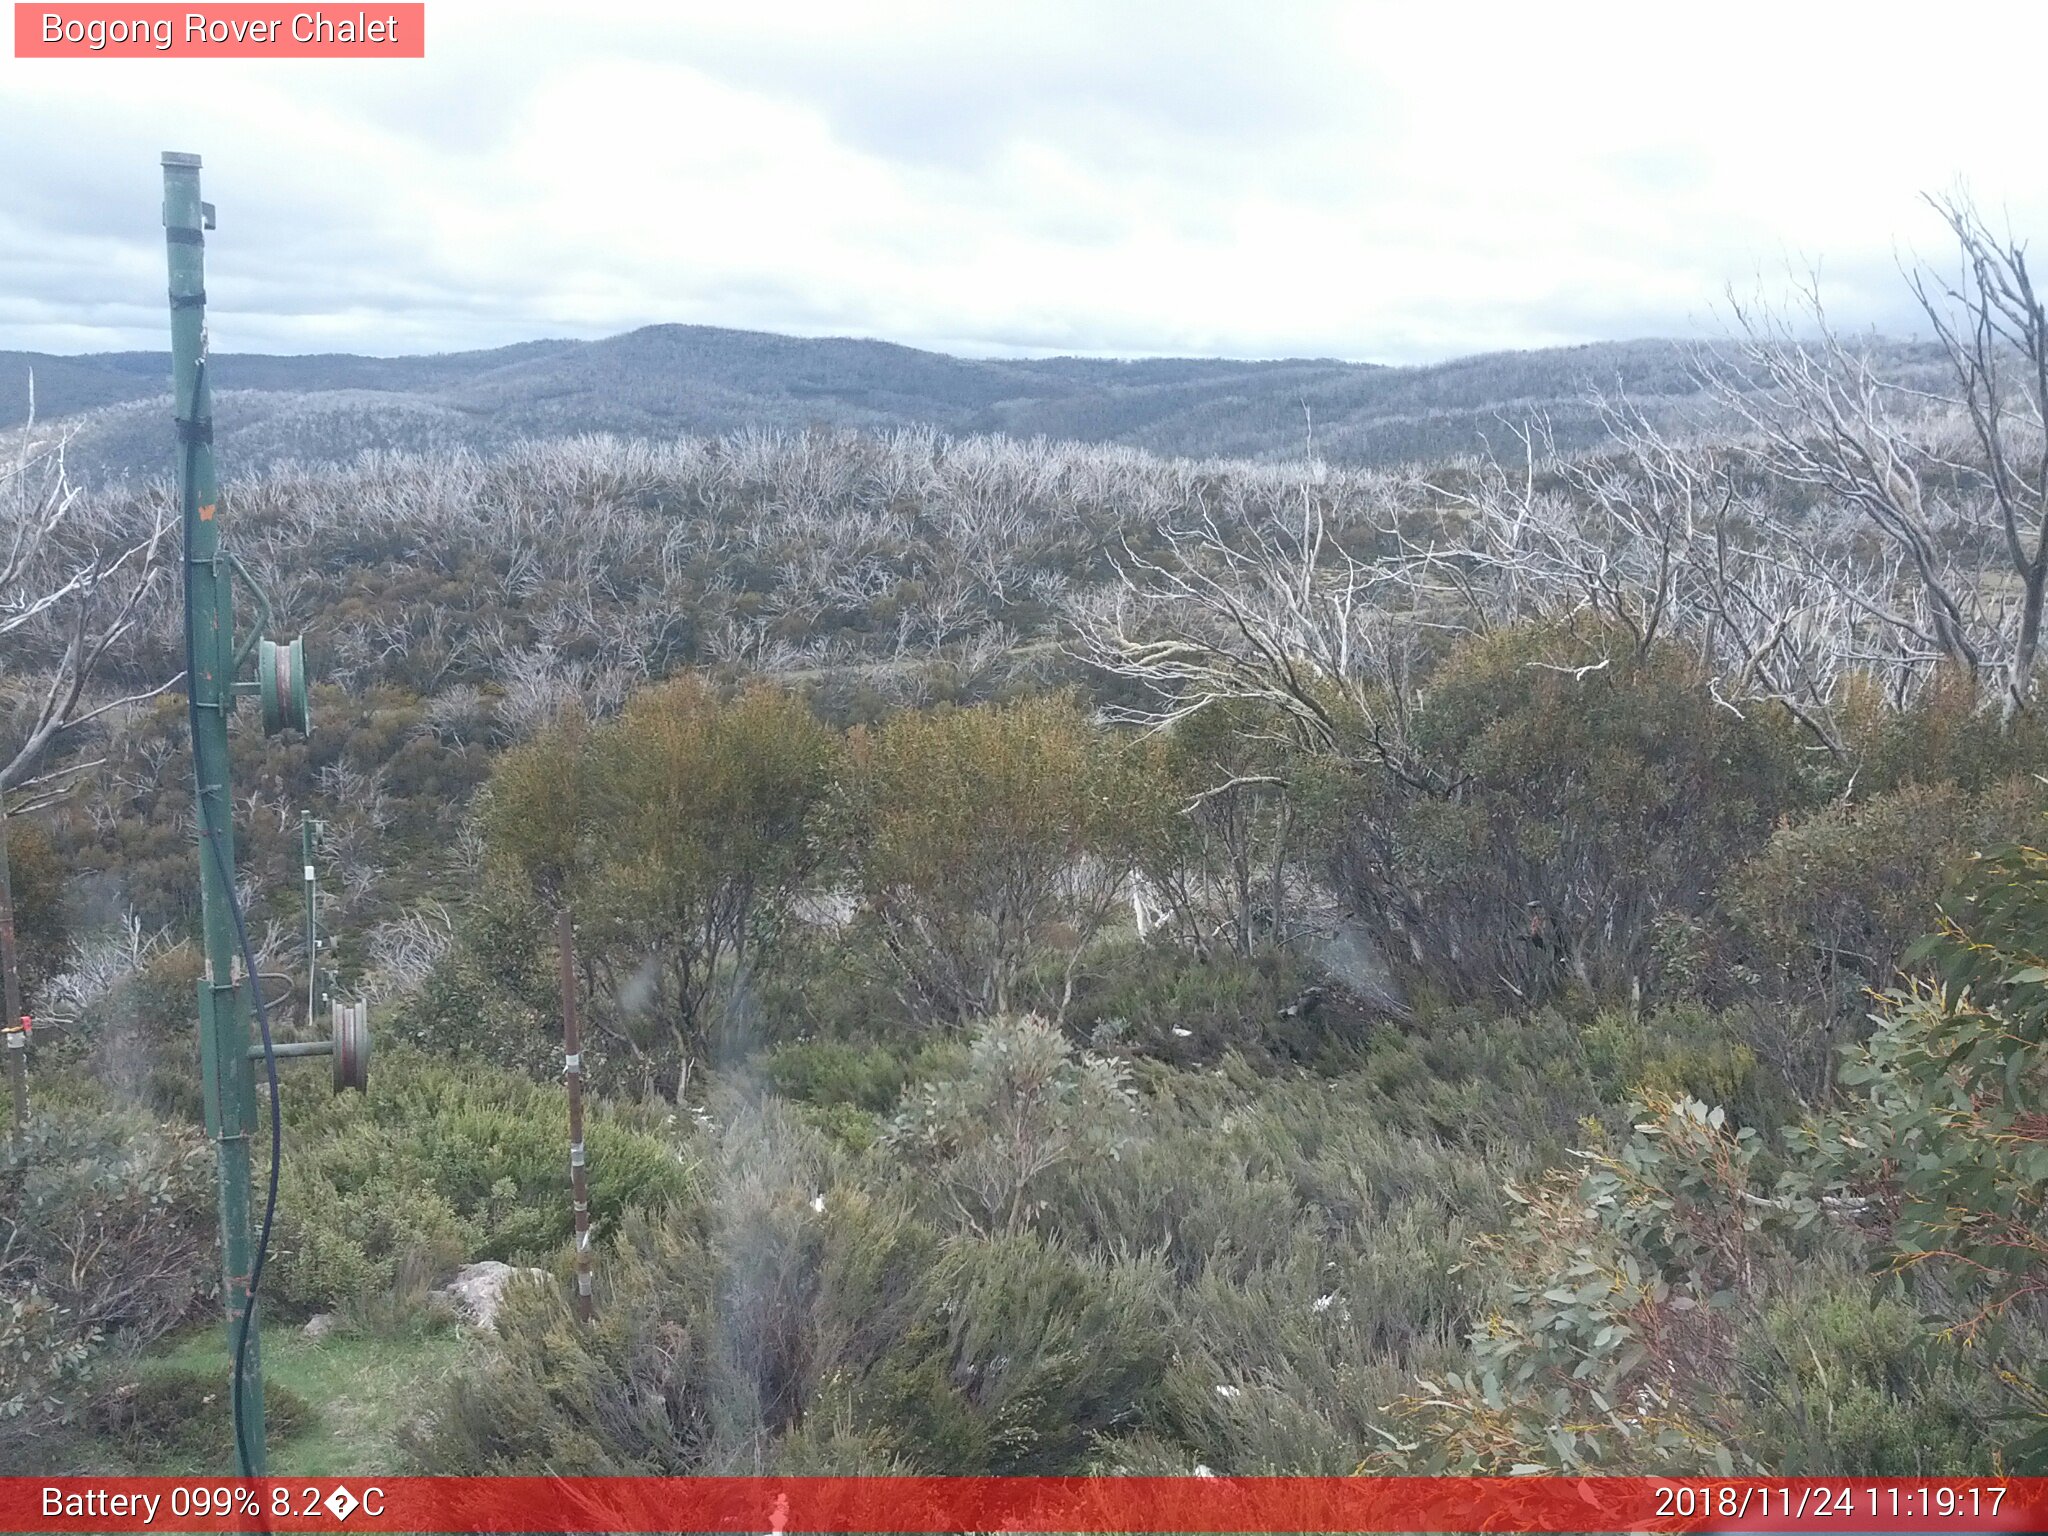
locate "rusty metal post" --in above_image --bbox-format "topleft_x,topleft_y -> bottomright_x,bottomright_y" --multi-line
558,909 -> 593,1321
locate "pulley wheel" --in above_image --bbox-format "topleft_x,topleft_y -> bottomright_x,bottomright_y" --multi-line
330,999 -> 369,1094
259,635 -> 312,737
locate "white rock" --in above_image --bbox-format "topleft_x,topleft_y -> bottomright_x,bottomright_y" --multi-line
437,1260 -> 549,1330
302,1312 -> 340,1341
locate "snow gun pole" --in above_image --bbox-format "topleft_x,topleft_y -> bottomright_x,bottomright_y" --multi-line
164,150 -> 270,1473
165,151 -> 350,1479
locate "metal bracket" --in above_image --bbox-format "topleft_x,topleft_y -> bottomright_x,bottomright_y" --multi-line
228,552 -> 274,674
243,999 -> 368,1095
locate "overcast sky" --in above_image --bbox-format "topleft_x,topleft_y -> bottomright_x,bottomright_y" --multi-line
3,1 -> 2045,364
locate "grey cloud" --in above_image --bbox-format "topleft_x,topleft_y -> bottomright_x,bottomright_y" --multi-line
0,4 -> 2037,363
646,2 -> 1344,172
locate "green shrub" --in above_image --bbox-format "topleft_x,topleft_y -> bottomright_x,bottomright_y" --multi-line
813,1225 -> 1173,1474
272,1168 -> 474,1316
1398,1006 -> 1606,1152
1796,840 -> 2048,1467
1375,1094 -> 1777,1473
847,695 -> 1167,1021
419,1100 -> 842,1473
0,1290 -> 97,1470
269,1044 -> 694,1314
482,678 -> 843,1096
886,1015 -> 1136,1238
793,1101 -> 885,1152
909,1233 -> 1170,1473
1726,778 -> 2048,1017
421,1092 -> 1171,1476
413,1202 -> 719,1473
759,1040 -> 909,1112
1736,1274 -> 1993,1474
1335,621 -> 1813,1008
91,1367 -> 311,1468
4,813 -> 70,1007
1841,667 -> 2048,795
1581,1004 -> 1777,1130
1061,941 -> 1346,1070
0,1097 -> 214,1466
2,1098 -> 213,1340
385,943 -> 555,1081
1153,1237 -> 1434,1473
60,944 -> 206,1119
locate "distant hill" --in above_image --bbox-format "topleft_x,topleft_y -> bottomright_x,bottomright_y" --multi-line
0,323 -> 1942,482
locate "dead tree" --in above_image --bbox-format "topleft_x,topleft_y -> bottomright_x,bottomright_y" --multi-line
0,393 -> 173,1134
1717,192 -> 2048,721
1069,477 -> 1444,791
1,411 -> 174,799
1402,404 -> 1925,758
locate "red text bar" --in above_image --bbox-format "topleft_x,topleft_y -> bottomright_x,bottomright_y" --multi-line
6,1477 -> 2048,1533
13,4 -> 424,57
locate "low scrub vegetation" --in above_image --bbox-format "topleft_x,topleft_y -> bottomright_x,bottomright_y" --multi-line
12,229 -> 2048,1471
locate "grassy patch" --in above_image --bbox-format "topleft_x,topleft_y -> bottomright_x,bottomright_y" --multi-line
120,1324 -> 470,1475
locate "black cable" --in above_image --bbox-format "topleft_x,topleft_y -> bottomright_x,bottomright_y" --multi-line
217,800 -> 282,1482
181,414 -> 283,1480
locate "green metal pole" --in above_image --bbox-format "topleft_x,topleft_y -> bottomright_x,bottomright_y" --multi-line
164,150 -> 266,1473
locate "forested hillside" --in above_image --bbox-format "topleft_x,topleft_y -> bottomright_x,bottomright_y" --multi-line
3,325 -> 1947,481
4,203 -> 2045,1480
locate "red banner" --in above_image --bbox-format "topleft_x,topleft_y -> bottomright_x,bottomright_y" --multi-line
13,5 -> 424,58
5,1477 -> 2047,1533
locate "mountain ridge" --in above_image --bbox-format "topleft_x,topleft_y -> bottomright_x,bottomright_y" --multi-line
0,322 -> 1932,479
